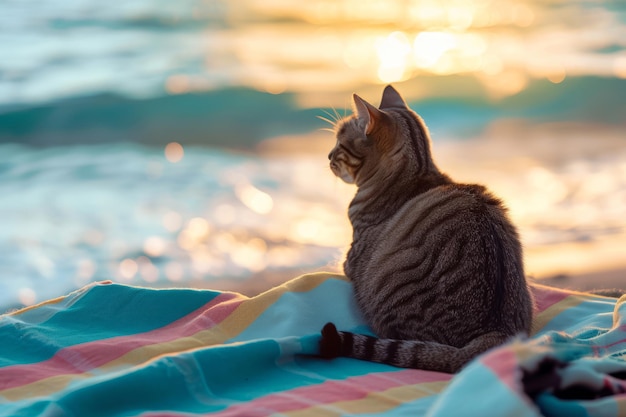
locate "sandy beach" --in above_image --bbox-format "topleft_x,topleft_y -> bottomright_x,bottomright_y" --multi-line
537,267 -> 625,294
190,259 -> 626,298
256,126 -> 626,297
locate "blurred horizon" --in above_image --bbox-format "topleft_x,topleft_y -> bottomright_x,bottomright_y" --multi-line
1,0 -> 625,311
2,0 -> 626,106
1,0 -> 625,148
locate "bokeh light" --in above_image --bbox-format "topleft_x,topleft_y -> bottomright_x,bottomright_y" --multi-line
119,259 -> 138,281
165,142 -> 184,163
235,183 -> 274,215
143,236 -> 167,258
18,288 -> 37,307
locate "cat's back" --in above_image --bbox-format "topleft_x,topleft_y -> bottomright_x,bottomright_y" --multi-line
376,182 -> 513,250
351,182 -> 514,275
357,181 -> 532,340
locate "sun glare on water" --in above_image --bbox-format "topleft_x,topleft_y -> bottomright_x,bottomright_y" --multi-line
364,0 -> 538,94
213,0 -> 566,98
182,0 -> 624,104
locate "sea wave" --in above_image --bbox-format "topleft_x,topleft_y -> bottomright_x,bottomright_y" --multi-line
1,76 -> 624,149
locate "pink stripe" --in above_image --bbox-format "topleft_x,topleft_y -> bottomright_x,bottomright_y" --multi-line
0,292 -> 243,390
480,347 -> 519,390
201,369 -> 450,417
480,348 -> 535,408
139,369 -> 451,417
531,285 -> 571,314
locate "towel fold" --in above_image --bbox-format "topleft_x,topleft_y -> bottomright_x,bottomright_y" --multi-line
1,273 -> 624,417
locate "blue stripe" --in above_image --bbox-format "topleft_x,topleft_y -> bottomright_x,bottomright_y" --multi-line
0,284 -> 220,367
534,296 -> 616,337
230,279 -> 364,343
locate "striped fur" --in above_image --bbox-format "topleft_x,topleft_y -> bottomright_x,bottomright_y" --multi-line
320,85 -> 534,373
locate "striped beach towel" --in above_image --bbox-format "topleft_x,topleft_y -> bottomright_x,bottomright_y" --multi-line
1,272 -> 625,416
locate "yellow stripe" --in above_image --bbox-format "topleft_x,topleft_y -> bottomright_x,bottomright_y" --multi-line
2,273 -> 346,401
281,381 -> 448,417
106,273 -> 348,365
5,295 -> 67,317
3,281 -> 111,317
531,294 -> 589,335
616,395 -> 626,416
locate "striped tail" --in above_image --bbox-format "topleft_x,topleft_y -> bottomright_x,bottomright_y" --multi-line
319,322 -> 510,373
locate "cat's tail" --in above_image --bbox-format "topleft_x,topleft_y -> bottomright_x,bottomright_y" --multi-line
319,322 -> 511,374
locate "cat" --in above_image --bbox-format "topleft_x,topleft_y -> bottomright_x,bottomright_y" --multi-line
319,85 -> 534,373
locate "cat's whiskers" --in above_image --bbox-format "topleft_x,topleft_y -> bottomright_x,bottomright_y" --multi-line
331,106 -> 344,124
316,115 -> 337,131
318,107 -> 348,132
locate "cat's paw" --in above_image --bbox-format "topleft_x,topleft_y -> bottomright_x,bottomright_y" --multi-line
319,322 -> 342,359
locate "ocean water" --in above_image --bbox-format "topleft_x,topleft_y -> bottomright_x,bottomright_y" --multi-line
0,143 -> 353,309
1,0 -> 625,311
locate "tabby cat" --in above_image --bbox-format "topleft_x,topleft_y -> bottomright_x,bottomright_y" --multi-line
319,85 -> 534,373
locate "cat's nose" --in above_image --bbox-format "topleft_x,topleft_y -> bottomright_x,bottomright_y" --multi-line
328,150 -> 334,160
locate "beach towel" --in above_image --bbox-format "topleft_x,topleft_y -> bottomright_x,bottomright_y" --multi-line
1,272 -> 625,417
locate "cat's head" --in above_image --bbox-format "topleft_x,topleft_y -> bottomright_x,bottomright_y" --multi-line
328,85 -> 436,186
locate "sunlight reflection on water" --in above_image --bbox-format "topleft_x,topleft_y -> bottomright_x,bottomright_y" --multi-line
3,0 -> 624,106
1,120 -> 625,311
215,0 -> 626,102
0,142 -> 355,310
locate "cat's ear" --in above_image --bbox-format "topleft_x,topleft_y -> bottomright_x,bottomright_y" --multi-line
353,93 -> 382,135
379,85 -> 407,109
